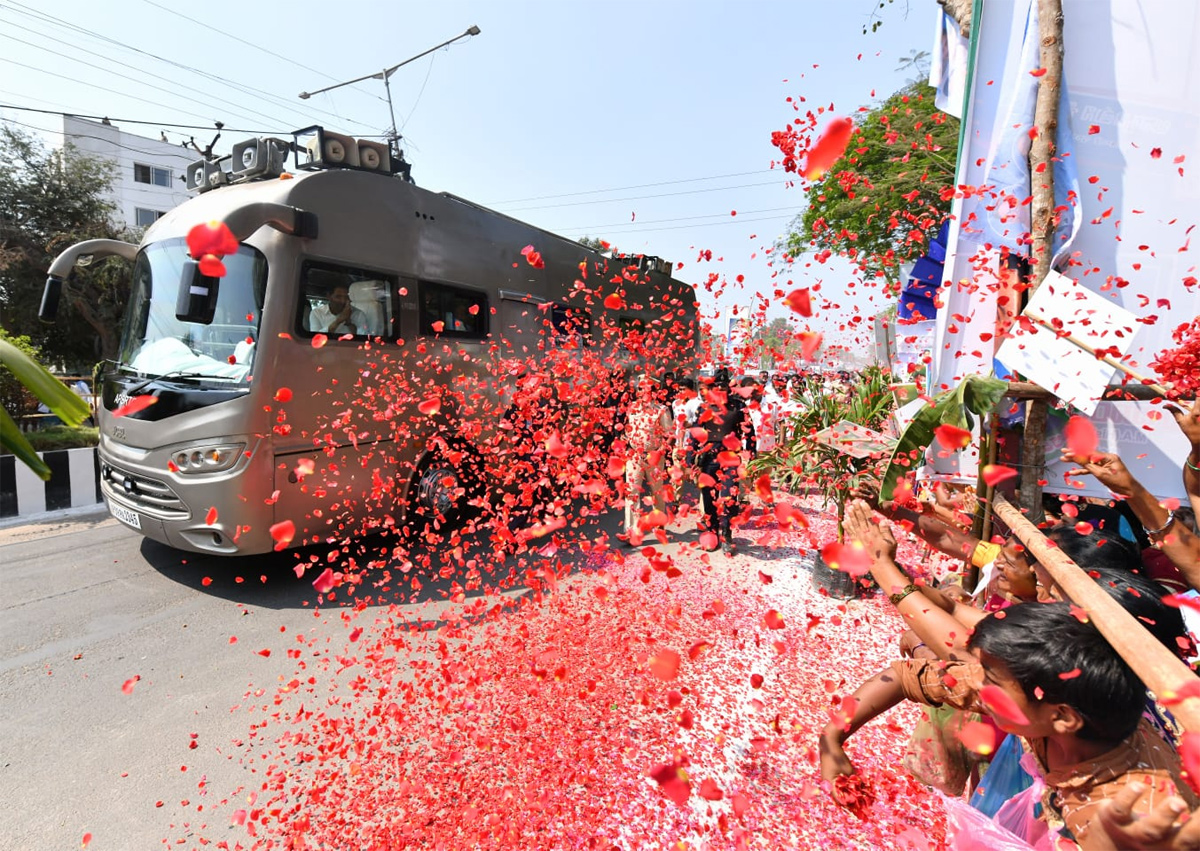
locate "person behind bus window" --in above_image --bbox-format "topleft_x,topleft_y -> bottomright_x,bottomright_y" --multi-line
449,300 -> 473,332
309,284 -> 367,336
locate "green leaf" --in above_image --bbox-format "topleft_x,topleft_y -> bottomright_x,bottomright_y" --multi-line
879,375 -> 1008,501
0,404 -> 50,480
0,339 -> 90,426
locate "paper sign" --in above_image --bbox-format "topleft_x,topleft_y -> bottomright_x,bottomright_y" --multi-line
813,420 -> 896,459
1042,401 -> 1189,500
995,270 -> 1139,416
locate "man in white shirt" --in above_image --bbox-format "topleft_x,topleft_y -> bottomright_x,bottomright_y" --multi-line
309,285 -> 368,336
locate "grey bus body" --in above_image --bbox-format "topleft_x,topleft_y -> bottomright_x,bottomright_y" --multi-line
48,143 -> 698,555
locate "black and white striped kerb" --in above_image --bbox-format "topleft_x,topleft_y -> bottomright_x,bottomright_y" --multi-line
0,447 -> 102,519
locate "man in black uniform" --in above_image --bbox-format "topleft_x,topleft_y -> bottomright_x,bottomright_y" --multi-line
690,368 -> 754,555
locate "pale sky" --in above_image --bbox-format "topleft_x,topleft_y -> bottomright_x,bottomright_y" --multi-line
0,0 -> 938,365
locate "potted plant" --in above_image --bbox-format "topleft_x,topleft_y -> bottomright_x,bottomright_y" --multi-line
749,366 -> 896,597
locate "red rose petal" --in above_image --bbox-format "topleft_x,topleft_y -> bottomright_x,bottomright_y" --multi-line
958,720 -> 1003,755
312,567 -> 336,594
418,397 -> 441,416
982,464 -> 1018,486
979,683 -> 1031,726
785,288 -> 813,317
821,541 -> 872,577
269,520 -> 295,550
649,649 -> 681,681
933,424 -> 972,450
1064,414 -> 1099,459
801,116 -> 854,180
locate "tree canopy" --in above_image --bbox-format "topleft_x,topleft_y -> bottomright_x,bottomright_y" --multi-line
0,125 -> 133,370
775,82 -> 959,290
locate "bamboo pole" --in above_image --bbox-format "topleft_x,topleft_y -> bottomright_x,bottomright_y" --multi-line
993,494 -> 1200,732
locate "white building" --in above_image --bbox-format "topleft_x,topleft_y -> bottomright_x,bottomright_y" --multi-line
59,116 -> 194,230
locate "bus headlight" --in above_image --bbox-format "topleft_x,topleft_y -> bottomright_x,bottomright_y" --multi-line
172,443 -> 245,474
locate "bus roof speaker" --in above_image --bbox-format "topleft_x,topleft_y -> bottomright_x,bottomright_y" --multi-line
321,131 -> 360,168
357,140 -> 390,172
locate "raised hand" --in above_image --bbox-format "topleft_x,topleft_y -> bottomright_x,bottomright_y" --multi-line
1166,398 -> 1200,449
1062,450 -> 1138,498
844,499 -> 898,565
1096,781 -> 1200,850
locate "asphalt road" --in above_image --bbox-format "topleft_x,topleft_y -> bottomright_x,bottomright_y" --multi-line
0,504 -> 618,851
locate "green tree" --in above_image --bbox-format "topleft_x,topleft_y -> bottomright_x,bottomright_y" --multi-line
0,125 -> 133,369
577,235 -> 608,253
747,316 -> 801,370
775,82 -> 959,291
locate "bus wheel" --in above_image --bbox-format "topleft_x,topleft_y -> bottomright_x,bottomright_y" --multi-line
416,460 -> 462,520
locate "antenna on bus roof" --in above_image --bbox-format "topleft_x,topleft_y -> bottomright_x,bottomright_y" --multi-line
297,25 -> 481,169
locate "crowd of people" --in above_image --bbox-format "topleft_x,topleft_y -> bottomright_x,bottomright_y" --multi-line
618,359 -> 1200,847
817,398 -> 1200,849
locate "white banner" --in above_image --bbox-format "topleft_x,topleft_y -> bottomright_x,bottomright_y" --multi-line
928,0 -> 1200,498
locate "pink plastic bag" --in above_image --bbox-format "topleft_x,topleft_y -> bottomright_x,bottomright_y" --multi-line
940,793 -> 1039,851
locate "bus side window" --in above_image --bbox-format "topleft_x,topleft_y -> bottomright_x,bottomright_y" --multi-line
297,262 -> 396,339
550,303 -> 591,347
419,281 -> 488,339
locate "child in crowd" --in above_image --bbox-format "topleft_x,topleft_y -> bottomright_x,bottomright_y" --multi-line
821,500 -> 1198,848
821,600 -> 1196,848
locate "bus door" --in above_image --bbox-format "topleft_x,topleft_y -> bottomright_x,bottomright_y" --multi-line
272,260 -> 403,545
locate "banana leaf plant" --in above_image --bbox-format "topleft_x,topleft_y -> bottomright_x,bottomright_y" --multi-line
749,366 -> 896,541
0,339 -> 91,480
877,373 -> 1009,502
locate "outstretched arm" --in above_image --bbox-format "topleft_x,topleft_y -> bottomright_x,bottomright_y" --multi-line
853,479 -> 984,564
1167,399 -> 1200,521
1065,451 -> 1200,590
844,500 -> 978,660
818,665 -> 905,782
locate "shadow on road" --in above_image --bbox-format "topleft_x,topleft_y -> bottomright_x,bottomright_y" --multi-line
140,500 -> 635,612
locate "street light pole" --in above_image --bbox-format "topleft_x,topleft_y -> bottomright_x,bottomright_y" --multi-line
298,25 -> 481,154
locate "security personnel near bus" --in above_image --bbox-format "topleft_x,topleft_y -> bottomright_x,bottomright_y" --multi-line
689,368 -> 754,555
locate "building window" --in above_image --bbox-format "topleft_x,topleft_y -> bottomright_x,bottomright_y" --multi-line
134,208 -> 165,227
134,163 -> 172,187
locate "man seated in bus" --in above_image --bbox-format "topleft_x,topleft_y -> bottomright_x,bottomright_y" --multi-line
309,284 -> 368,336
448,300 -> 475,333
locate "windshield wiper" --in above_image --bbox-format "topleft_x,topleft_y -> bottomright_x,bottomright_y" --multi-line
126,370 -> 215,395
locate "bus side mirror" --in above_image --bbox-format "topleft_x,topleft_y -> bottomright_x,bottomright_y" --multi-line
40,275 -> 64,323
176,259 -> 220,324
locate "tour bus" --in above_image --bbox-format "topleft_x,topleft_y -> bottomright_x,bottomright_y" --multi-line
42,127 -> 699,555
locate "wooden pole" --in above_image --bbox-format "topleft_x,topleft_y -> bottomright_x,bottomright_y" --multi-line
993,494 -> 1200,732
1029,0 -> 1064,292
1018,0 -> 1066,524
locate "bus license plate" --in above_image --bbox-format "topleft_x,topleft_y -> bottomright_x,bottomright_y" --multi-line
109,502 -> 142,530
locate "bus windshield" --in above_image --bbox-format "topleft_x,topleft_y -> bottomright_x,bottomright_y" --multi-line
117,238 -> 268,385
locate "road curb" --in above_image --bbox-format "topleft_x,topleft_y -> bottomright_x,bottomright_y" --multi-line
0,446 -> 102,520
